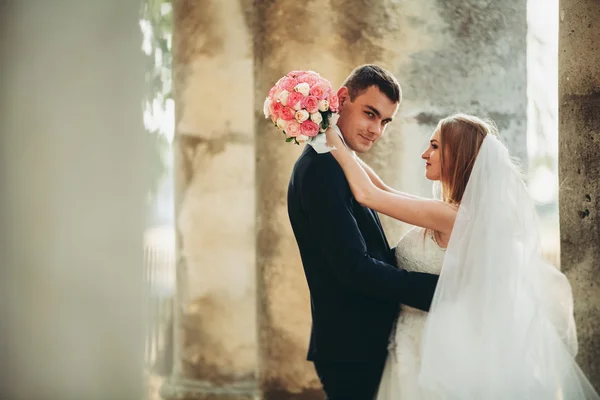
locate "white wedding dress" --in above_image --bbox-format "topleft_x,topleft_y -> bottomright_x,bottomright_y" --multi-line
376,227 -> 446,400
375,135 -> 599,399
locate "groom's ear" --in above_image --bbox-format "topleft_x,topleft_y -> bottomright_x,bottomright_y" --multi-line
337,86 -> 350,109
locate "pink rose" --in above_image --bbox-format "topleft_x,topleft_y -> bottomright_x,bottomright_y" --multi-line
287,91 -> 305,110
271,88 -> 283,103
287,70 -> 304,78
329,94 -> 340,112
279,106 -> 295,121
300,120 -> 320,137
302,95 -> 319,113
279,77 -> 298,92
297,73 -> 319,86
309,83 -> 328,100
271,101 -> 283,116
286,120 -> 301,137
268,85 -> 277,98
319,77 -> 333,87
276,75 -> 289,86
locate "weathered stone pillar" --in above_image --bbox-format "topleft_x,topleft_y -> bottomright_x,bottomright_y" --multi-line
558,0 -> 600,390
0,2 -> 146,399
253,3 -> 349,398
254,1 -> 527,398
376,0 -> 528,236
160,0 -> 258,399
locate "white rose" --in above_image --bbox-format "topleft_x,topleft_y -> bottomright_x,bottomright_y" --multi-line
278,90 -> 290,106
318,99 -> 329,112
329,112 -> 340,126
263,97 -> 272,119
295,109 -> 309,123
294,82 -> 310,97
276,118 -> 287,131
296,134 -> 309,143
310,112 -> 323,125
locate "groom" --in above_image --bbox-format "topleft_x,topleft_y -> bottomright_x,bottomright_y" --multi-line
287,65 -> 439,399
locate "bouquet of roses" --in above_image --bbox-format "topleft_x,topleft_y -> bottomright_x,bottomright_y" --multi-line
263,70 -> 340,145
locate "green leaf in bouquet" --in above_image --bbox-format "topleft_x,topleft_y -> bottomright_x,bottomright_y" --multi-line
321,110 -> 332,131
286,137 -> 294,142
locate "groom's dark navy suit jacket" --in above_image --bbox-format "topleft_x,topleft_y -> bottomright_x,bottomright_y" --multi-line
288,145 -> 439,362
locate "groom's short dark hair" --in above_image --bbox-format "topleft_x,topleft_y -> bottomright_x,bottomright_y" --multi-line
342,64 -> 402,104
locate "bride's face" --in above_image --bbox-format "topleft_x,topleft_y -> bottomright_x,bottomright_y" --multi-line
421,129 -> 442,181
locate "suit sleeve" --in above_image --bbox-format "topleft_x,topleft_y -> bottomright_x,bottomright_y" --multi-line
300,154 -> 438,311
389,246 -> 398,266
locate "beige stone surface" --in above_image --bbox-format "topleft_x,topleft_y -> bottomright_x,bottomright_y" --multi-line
558,0 -> 600,389
377,0 -> 528,236
253,3 -> 343,397
163,0 -> 257,398
176,141 -> 256,380
253,2 -> 344,397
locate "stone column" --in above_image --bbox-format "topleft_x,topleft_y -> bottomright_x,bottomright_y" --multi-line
254,1 -> 527,398
0,2 -> 146,399
253,3 -> 349,398
558,0 -> 600,390
373,0 -> 528,236
160,0 -> 258,399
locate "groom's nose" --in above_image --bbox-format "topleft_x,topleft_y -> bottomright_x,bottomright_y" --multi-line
368,122 -> 382,138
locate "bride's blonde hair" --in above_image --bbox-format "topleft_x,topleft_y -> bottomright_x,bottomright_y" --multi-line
427,114 -> 500,246
438,113 -> 499,206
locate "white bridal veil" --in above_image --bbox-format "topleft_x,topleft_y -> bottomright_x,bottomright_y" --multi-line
418,135 -> 599,399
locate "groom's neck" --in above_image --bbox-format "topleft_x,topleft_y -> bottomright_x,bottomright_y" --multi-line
336,127 -> 356,152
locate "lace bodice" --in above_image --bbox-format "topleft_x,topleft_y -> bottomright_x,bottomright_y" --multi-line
395,227 -> 445,275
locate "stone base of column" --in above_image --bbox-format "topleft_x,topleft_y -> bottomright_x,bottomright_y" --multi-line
160,378 -> 259,400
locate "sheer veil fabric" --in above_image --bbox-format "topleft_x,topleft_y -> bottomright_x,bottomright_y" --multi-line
418,135 -> 599,399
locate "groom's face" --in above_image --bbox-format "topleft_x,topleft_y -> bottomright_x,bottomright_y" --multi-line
336,86 -> 399,153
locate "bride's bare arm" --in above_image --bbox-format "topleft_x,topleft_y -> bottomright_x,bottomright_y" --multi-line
356,157 -> 422,200
325,127 -> 457,235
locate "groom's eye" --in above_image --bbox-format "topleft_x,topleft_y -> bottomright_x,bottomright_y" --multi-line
365,111 -> 374,118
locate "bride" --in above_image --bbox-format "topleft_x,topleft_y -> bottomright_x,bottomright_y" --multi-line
325,113 -> 599,399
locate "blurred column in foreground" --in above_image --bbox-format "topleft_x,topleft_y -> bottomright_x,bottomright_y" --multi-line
559,0 -> 600,390
0,1 -> 147,400
160,0 -> 258,399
